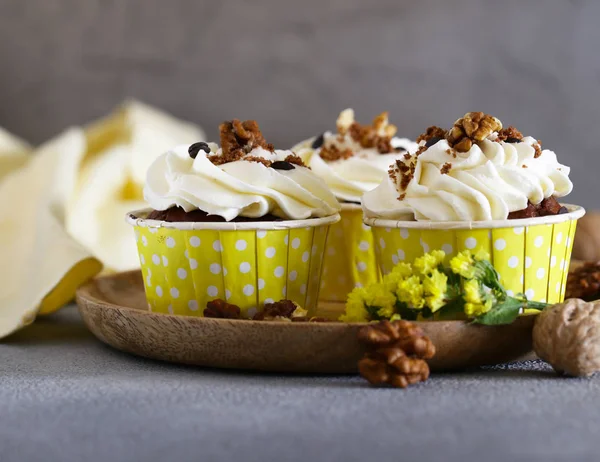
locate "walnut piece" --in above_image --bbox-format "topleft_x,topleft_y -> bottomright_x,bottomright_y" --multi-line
458,112 -> 502,141
212,119 -> 274,165
357,320 -> 435,388
336,108 -> 355,134
372,111 -> 398,138
253,299 -> 307,321
533,299 -> 600,377
447,112 -> 502,152
496,126 -> 523,142
324,109 -> 399,159
416,126 -> 448,144
566,262 -> 600,301
319,144 -> 353,162
204,299 -> 241,319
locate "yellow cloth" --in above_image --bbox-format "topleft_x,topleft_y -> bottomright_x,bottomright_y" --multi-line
0,101 -> 205,338
0,126 -> 31,181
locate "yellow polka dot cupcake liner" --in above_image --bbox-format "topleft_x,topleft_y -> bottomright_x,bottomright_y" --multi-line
127,210 -> 340,318
365,205 -> 585,304
319,203 -> 380,303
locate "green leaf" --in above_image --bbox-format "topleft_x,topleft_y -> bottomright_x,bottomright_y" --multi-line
365,305 -> 383,321
441,267 -> 462,299
394,301 -> 419,321
472,297 -> 522,325
435,297 -> 466,321
476,260 -> 505,296
524,300 -> 549,311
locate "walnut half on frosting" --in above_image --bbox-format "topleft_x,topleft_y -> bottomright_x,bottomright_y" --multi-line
447,112 -> 502,152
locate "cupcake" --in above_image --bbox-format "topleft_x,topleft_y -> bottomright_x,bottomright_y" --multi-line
127,119 -> 341,318
363,112 -> 584,304
293,109 -> 417,302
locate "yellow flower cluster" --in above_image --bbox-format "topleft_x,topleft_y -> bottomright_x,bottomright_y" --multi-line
341,250 -> 449,322
463,278 -> 492,318
342,245 -> 537,326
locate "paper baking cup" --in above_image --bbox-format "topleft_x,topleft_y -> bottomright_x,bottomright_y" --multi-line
319,203 -> 380,303
365,205 -> 585,304
126,210 -> 340,318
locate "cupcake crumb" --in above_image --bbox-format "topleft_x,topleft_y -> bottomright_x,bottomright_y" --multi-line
209,119 -> 274,165
284,154 -> 307,167
389,158 -> 416,194
533,141 -> 542,158
440,162 -> 452,175
416,126 -> 448,144
496,126 -> 523,142
244,156 -> 272,167
320,144 -> 354,161
321,110 -> 400,161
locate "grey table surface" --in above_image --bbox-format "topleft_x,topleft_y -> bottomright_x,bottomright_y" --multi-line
1,306 -> 599,462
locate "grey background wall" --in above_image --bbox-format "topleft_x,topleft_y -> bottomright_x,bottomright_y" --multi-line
0,0 -> 598,208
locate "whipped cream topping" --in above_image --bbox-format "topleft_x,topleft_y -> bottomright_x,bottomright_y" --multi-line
144,144 -> 341,221
363,135 -> 572,222
292,109 -> 418,203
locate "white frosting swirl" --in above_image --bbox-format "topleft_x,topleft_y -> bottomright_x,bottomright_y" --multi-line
144,144 -> 341,221
363,136 -> 572,221
293,133 -> 417,203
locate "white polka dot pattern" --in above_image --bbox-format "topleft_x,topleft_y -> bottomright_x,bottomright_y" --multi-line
370,217 -> 579,305
134,221 -> 331,318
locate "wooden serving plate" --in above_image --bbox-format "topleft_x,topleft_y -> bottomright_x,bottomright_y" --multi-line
76,271 -> 536,373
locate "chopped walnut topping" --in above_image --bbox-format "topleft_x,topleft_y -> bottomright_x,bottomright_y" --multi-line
414,145 -> 427,157
440,162 -> 452,175
372,112 -> 398,138
403,153 -> 412,160
210,119 -> 274,165
243,156 -> 272,167
284,153 -> 307,167
319,144 -> 353,161
388,158 -> 416,192
346,112 -> 397,153
336,108 -> 355,135
207,119 -> 306,169
453,137 -> 472,153
496,126 -> 523,142
416,126 -> 448,144
321,109 -> 399,161
533,141 -> 542,158
446,112 -> 502,152
457,112 -> 502,141
445,148 -> 457,158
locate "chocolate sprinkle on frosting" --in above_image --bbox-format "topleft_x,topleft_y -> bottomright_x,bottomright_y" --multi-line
188,141 -> 210,158
271,160 -> 295,170
425,136 -> 444,148
311,133 -> 325,149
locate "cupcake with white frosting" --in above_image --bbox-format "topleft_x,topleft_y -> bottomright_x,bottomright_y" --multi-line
292,109 -> 417,303
363,112 -> 584,305
127,119 -> 341,318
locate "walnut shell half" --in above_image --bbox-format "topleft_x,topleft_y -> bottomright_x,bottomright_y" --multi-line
533,299 -> 600,377
572,212 -> 600,262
